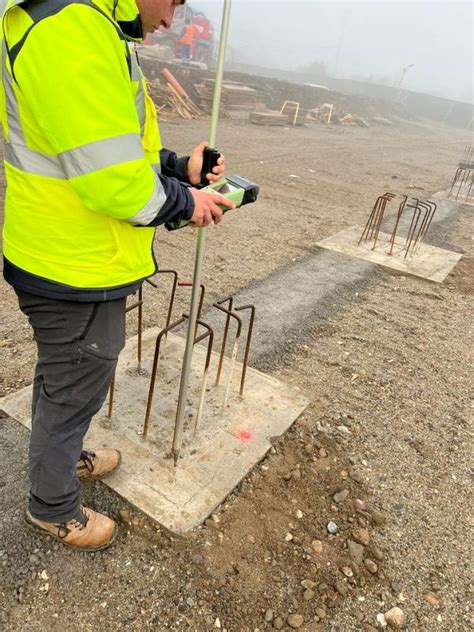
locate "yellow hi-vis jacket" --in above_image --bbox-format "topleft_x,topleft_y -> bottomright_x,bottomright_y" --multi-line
1,0 -> 194,301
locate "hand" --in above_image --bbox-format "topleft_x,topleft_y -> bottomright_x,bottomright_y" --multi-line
189,188 -> 235,227
187,141 -> 226,186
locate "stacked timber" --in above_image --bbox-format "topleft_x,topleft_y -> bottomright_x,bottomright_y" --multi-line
308,103 -> 370,127
195,79 -> 257,114
147,81 -> 201,119
147,68 -> 202,119
249,111 -> 288,126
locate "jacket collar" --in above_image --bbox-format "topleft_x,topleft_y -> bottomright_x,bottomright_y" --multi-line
3,0 -> 143,41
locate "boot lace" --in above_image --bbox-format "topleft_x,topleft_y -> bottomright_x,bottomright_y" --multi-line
77,450 -> 96,473
56,507 -> 90,538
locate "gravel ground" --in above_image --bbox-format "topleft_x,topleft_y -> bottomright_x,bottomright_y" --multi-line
0,115 -> 472,631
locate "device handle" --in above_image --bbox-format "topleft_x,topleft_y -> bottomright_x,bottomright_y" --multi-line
199,147 -> 221,187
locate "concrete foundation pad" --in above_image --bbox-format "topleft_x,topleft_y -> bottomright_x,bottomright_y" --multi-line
317,226 -> 462,283
0,329 -> 309,534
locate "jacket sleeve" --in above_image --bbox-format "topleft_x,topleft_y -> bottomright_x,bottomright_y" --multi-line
12,3 -> 193,226
160,148 -> 191,183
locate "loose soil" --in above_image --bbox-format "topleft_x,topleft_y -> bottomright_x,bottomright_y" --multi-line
0,115 -> 472,631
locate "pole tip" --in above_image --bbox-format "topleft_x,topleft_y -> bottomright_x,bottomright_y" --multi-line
173,451 -> 179,467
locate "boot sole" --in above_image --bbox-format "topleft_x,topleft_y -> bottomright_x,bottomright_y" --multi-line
24,514 -> 118,553
77,450 -> 122,483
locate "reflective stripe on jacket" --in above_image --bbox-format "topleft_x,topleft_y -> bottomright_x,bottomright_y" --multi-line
0,0 -> 193,298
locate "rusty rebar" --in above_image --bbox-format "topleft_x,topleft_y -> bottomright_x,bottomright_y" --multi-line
358,193 -> 395,247
372,194 -> 395,250
369,195 -> 389,241
404,200 -> 422,259
107,372 -> 115,420
234,304 -> 256,398
449,167 -> 463,197
143,316 -> 186,439
413,201 -> 437,250
155,270 -> 179,331
107,286 -> 144,419
456,168 -> 470,200
387,195 -> 408,255
214,296 -> 234,386
213,301 -> 243,409
466,173 -> 474,201
125,285 -> 144,369
193,320 -> 214,435
358,196 -> 384,245
411,201 -> 431,251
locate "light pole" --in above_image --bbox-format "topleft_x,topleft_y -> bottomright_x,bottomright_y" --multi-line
396,64 -> 414,103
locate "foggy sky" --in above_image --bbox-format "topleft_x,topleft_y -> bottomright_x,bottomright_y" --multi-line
192,1 -> 473,103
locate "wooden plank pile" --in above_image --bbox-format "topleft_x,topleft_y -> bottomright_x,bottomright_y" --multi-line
147,69 -> 202,119
195,79 -> 257,114
249,111 -> 288,126
309,103 -> 370,127
147,82 -> 200,119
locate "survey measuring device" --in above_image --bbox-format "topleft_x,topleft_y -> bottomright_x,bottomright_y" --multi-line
172,0 -> 261,466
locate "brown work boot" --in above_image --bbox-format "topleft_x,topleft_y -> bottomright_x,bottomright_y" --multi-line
25,506 -> 117,552
76,448 -> 122,482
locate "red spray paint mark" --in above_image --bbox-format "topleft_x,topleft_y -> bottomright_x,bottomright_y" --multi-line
235,429 -> 254,443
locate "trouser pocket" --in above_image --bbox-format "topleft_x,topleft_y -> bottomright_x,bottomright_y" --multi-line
76,298 -> 126,362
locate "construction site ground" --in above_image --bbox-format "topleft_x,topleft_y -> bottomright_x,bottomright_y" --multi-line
0,116 -> 472,631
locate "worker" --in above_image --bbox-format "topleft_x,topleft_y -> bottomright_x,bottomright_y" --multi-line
0,0 -> 234,552
180,15 -> 195,61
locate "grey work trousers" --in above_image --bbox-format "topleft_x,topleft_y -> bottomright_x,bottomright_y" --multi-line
16,290 -> 126,523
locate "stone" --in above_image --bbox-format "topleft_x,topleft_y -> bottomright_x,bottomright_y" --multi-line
384,607 -> 406,628
312,540 -> 323,554
296,510 -> 304,520
327,521 -> 339,535
285,533 -> 294,542
369,509 -> 386,526
349,468 -> 364,483
425,592 -> 442,606
334,581 -> 348,596
353,498 -> 367,512
264,609 -> 274,623
301,579 -> 317,590
273,617 -> 284,630
351,528 -> 370,546
364,559 -> 378,574
372,547 -> 384,561
192,554 -> 204,565
318,582 -> 329,595
292,469 -> 301,481
315,608 -> 326,620
333,489 -> 350,503
303,589 -> 315,601
348,540 -> 365,565
341,566 -> 353,578
287,614 -> 304,629
319,448 -> 328,458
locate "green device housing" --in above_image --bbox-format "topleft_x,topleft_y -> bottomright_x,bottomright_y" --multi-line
165,175 -> 259,232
